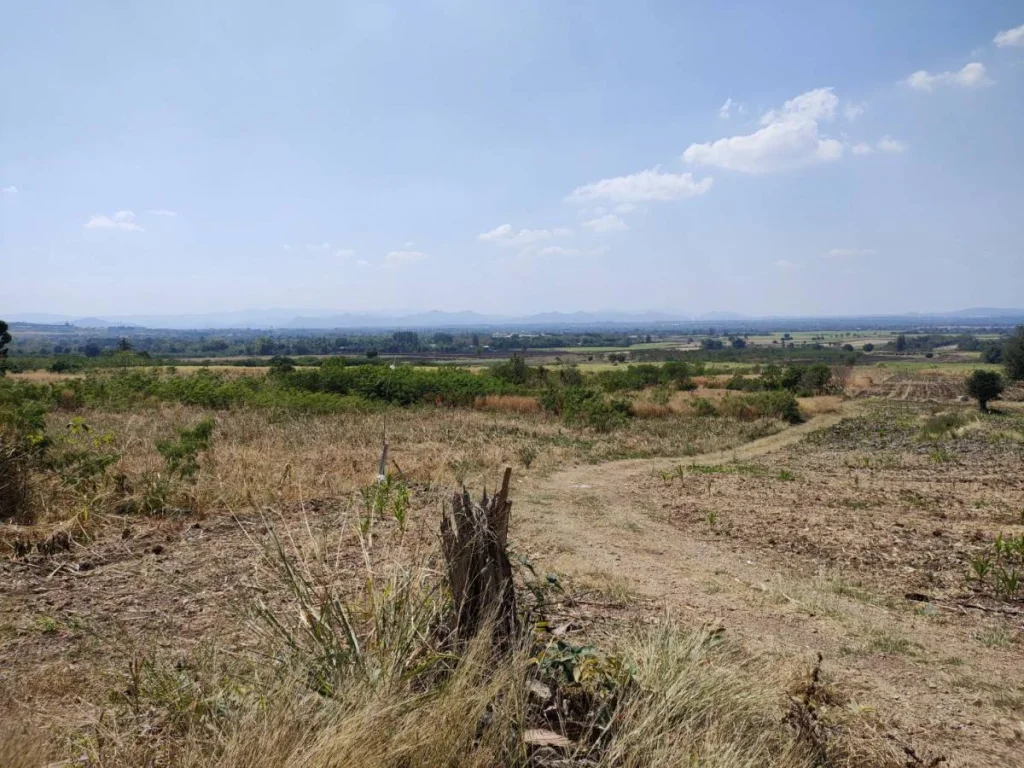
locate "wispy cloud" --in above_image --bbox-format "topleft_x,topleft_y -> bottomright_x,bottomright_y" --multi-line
567,169 -> 712,203
843,102 -> 866,121
775,259 -> 796,269
904,62 -> 992,91
719,97 -> 744,118
876,136 -> 907,153
84,210 -> 143,232
994,23 -> 1024,47
146,209 -> 177,217
334,249 -> 356,258
2,185 -> 17,195
682,88 -> 844,174
478,224 -> 573,247
582,213 -> 628,233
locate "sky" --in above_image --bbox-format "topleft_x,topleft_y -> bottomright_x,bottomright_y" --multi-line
2,1 -> 1023,318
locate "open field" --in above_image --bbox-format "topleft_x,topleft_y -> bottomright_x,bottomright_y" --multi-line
2,342 -> 1023,766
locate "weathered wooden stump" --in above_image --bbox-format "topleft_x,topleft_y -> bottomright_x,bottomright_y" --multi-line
440,467 -> 518,648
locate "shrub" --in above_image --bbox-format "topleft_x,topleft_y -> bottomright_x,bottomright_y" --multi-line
155,418 -> 216,481
720,391 -> 801,424
863,343 -> 874,352
965,369 -> 1004,412
1005,326 -> 1024,381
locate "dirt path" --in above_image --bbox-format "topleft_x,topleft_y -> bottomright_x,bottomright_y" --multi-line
514,405 -> 1023,767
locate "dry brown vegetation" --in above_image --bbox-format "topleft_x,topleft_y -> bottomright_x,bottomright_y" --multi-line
2,366 -> 1022,767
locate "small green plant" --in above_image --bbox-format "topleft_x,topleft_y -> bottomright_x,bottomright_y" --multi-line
155,418 -> 216,481
704,509 -> 719,527
969,533 -> 1024,601
516,444 -> 537,469
777,469 -> 796,481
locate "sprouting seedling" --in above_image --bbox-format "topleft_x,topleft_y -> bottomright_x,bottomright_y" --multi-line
969,554 -> 992,583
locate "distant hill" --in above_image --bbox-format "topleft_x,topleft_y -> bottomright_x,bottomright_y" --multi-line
4,307 -> 1022,331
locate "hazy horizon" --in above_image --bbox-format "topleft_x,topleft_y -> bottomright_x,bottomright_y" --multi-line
3,2 -> 1023,317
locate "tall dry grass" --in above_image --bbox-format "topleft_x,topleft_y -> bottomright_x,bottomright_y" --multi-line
473,394 -> 541,414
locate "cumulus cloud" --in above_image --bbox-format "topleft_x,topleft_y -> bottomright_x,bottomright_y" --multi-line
567,169 -> 712,203
904,62 -> 992,91
682,87 -> 844,173
994,23 -> 1024,47
613,203 -> 636,214
84,210 -> 143,232
825,248 -> 876,259
851,142 -> 874,155
877,136 -> 907,153
582,213 -> 628,233
146,209 -> 177,217
478,224 -> 572,247
2,185 -> 17,195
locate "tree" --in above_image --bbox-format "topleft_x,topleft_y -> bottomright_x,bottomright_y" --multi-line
82,341 -> 102,358
117,337 -> 133,353
862,343 -> 874,352
1004,325 -> 1024,381
730,337 -> 747,349
842,343 -> 855,352
895,334 -> 907,352
965,369 -> 1004,411
0,320 -> 10,376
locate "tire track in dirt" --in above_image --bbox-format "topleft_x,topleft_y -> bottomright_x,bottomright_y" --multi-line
513,403 -> 1021,767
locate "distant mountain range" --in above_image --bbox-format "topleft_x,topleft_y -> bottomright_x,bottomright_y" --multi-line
6,308 -> 1024,331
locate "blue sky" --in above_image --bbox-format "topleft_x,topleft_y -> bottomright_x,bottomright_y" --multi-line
2,1 -> 1023,317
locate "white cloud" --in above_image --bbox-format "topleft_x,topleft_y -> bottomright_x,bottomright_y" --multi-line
567,168 -> 712,203
307,242 -> 332,250
843,102 -> 866,121
146,209 -> 177,217
775,259 -> 796,269
877,136 -> 907,153
2,185 -> 17,195
613,203 -> 636,214
904,62 -> 993,91
531,245 -> 609,259
478,224 -> 573,247
825,248 -> 876,259
582,213 -> 628,233
994,23 -> 1024,47
334,249 -> 356,258
84,211 -> 143,232
682,87 -> 844,173
385,250 -> 427,263
851,142 -> 874,155
356,259 -> 370,267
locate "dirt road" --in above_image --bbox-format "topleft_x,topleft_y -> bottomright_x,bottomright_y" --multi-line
514,405 -> 1024,767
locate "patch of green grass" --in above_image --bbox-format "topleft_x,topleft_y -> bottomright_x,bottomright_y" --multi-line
976,627 -> 1016,648
866,630 -> 920,656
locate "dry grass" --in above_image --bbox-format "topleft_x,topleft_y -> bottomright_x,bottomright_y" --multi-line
797,396 -> 844,416
630,401 -> 673,418
473,394 -> 542,414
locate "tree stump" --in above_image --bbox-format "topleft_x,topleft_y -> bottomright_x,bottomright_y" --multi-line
440,467 -> 518,648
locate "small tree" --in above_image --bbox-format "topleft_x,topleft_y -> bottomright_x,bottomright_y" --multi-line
1005,325 -> 1024,381
862,343 -> 874,352
965,369 -> 1004,411
0,320 -> 10,376
895,334 -> 907,352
